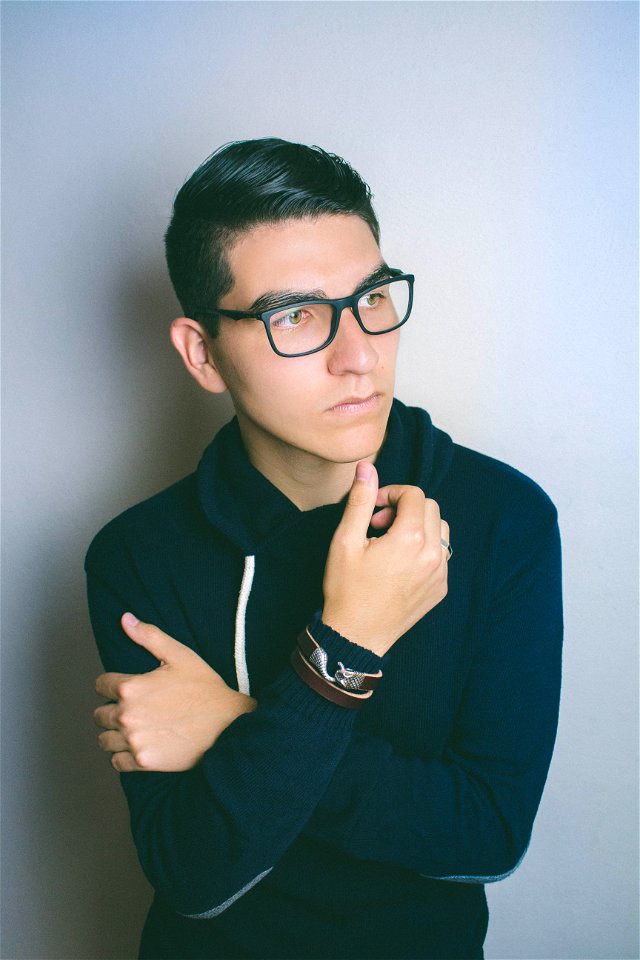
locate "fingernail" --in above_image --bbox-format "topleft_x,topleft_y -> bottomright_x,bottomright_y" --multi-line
356,462 -> 373,482
122,612 -> 139,628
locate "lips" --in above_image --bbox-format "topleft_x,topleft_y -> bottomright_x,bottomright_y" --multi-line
328,392 -> 380,412
334,394 -> 374,405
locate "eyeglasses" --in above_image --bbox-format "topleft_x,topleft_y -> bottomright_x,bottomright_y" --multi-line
200,273 -> 414,358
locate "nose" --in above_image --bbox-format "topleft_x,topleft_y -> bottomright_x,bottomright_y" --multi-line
325,307 -> 378,376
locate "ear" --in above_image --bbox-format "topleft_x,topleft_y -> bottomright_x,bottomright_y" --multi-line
170,317 -> 228,394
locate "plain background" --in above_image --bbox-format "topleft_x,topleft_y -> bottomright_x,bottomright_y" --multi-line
1,2 -> 637,959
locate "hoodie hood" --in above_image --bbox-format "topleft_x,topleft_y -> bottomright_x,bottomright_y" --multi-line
196,398 -> 454,555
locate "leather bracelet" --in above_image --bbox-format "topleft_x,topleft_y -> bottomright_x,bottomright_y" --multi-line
290,647 -> 373,709
297,627 -> 382,692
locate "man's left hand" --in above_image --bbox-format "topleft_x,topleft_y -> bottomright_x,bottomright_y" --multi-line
94,613 -> 257,773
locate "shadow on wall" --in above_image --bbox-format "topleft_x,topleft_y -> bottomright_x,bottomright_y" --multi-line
32,262 -> 232,958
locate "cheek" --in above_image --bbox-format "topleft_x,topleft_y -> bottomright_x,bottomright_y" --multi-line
241,357 -> 323,416
375,331 -> 401,370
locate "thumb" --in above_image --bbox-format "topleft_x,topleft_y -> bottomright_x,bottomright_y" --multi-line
337,461 -> 379,541
120,613 -> 187,664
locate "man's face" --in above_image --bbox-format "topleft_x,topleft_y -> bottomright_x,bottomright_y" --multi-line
208,214 -> 402,472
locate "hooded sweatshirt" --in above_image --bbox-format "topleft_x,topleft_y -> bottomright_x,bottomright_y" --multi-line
85,398 -> 563,960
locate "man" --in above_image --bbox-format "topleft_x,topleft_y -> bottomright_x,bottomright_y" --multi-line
86,138 -> 563,960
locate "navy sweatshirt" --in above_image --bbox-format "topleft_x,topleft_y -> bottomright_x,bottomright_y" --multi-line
85,399 -> 563,960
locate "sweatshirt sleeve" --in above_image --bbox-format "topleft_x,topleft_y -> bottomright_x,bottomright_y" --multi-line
85,549 -> 380,919
303,491 -> 563,882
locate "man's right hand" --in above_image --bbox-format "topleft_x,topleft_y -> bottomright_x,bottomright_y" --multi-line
322,461 -> 449,657
94,616 -> 256,772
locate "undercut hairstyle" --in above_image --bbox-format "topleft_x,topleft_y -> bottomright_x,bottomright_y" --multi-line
164,138 -> 380,337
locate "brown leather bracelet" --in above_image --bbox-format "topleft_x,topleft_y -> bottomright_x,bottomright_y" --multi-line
297,627 -> 383,692
290,647 -> 373,709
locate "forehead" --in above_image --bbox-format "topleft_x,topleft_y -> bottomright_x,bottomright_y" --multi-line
223,214 -> 382,303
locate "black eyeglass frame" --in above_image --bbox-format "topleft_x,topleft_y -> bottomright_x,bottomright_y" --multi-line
197,273 -> 415,358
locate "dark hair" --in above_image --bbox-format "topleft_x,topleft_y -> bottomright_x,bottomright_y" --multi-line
164,138 -> 380,336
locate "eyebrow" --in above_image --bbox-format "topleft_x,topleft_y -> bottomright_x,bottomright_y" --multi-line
246,262 -> 403,314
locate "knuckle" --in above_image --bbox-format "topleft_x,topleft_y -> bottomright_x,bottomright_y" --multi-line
133,750 -> 150,770
404,526 -> 425,548
403,486 -> 425,507
118,678 -> 139,701
138,624 -> 155,644
331,530 -> 352,552
118,709 -> 133,732
423,544 -> 442,569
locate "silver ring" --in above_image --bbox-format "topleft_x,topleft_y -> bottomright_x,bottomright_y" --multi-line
440,538 -> 453,560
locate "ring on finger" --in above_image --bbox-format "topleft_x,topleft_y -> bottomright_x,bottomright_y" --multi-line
440,537 -> 453,560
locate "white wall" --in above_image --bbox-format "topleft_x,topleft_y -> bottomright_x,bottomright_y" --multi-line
2,3 -> 637,958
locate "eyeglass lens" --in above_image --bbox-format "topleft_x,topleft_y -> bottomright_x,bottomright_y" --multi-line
268,278 -> 411,356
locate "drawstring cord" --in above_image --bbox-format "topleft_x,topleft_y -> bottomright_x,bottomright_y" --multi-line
234,555 -> 255,695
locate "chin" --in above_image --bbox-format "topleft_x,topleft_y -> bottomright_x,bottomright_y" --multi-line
321,423 -> 388,465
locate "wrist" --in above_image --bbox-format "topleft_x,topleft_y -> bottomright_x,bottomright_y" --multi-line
318,610 -> 394,659
228,690 -> 257,716
290,620 -> 384,710
310,612 -> 387,670
290,647 -> 373,709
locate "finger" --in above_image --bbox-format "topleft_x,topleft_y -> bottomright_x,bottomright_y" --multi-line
377,485 -> 427,537
369,506 -> 396,530
375,484 -> 424,510
120,613 -> 190,665
422,501 -> 449,572
439,518 -> 452,562
421,498 -> 442,544
334,462 -> 379,543
111,751 -> 144,773
98,730 -> 129,753
95,671 -> 134,700
375,487 -> 390,508
93,702 -> 120,730
376,486 -> 443,549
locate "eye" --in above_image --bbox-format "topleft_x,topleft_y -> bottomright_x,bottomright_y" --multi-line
359,290 -> 385,309
271,307 -> 310,329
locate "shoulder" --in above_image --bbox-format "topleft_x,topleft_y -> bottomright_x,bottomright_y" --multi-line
434,437 -> 560,580
445,440 -> 558,527
445,443 -> 561,604
393,400 -> 556,527
84,472 -> 201,574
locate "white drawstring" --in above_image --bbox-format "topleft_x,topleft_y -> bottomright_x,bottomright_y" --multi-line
234,555 -> 255,695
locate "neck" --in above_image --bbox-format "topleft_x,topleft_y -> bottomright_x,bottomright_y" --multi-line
236,417 -> 382,511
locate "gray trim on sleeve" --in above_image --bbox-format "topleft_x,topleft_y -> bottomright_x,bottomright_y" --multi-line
421,844 -> 529,885
182,867 -> 273,920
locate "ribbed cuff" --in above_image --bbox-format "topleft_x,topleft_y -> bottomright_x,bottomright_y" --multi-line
265,668 -> 359,733
259,614 -> 385,730
308,611 -> 385,675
